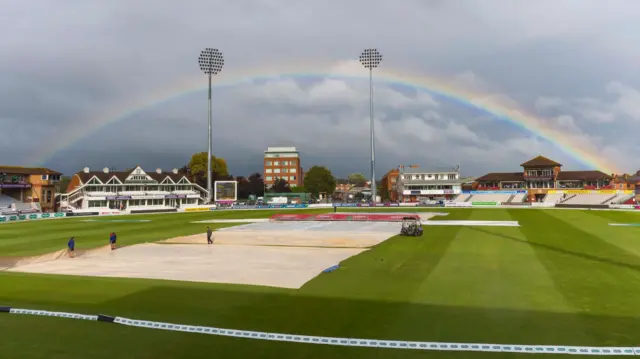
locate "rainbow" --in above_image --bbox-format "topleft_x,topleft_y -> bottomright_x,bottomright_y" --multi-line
33,60 -> 619,174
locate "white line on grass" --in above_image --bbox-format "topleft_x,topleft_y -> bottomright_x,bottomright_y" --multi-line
5,308 -> 637,355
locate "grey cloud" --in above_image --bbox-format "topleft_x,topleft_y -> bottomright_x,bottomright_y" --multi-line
2,0 -> 640,176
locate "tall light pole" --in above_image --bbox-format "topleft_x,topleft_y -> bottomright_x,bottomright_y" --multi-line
198,48 -> 224,203
359,48 -> 383,203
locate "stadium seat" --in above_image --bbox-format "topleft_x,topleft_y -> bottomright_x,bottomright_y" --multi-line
562,194 -> 616,205
543,193 -> 563,204
468,194 -> 512,203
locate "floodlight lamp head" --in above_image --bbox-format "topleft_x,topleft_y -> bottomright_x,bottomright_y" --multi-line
359,48 -> 383,69
198,48 -> 225,75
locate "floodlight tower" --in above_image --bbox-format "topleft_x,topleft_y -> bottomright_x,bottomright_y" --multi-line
198,48 -> 225,203
359,48 -> 383,203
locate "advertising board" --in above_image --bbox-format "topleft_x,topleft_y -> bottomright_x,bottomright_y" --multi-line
402,189 -> 460,195
0,212 -> 68,223
106,196 -> 132,200
209,204 -> 308,210
609,204 -> 634,209
65,212 -> 100,217
531,202 -> 555,208
100,211 -> 121,215
471,202 -> 499,206
130,208 -> 178,214
165,194 -> 186,199
444,201 -> 472,208
185,207 -> 212,212
333,203 -> 401,207
549,189 -> 634,195
267,204 -> 307,209
465,190 -> 527,195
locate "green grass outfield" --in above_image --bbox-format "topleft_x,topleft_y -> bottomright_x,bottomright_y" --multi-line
3,208 -> 640,358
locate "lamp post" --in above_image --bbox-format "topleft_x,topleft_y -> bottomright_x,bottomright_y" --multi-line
359,48 -> 383,203
198,48 -> 225,203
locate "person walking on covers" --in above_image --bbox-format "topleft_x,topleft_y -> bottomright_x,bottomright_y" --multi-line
206,226 -> 213,244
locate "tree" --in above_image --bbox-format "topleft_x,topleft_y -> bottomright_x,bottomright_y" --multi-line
247,172 -> 265,197
290,186 -> 307,193
348,173 -> 367,187
271,178 -> 292,193
55,176 -> 71,193
379,184 -> 390,201
303,166 -> 336,197
188,152 -> 230,187
235,176 -> 251,199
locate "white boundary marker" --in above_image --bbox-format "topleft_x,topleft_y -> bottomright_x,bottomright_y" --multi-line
423,220 -> 520,227
5,308 -> 637,355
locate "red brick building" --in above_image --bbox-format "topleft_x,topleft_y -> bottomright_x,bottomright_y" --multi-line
380,168 -> 400,201
263,147 -> 303,188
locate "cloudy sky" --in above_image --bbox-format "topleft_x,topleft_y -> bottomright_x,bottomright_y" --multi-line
2,0 -> 640,178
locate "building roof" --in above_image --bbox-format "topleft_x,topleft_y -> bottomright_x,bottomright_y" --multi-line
556,170 -> 612,181
265,147 -> 298,153
401,166 -> 459,174
381,169 -> 399,178
520,155 -> 562,167
74,168 -> 188,184
612,173 -> 640,183
475,172 -> 524,182
401,179 -> 469,185
0,166 -> 62,175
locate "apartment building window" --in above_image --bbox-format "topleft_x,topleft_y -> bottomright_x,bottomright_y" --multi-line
448,174 -> 456,180
266,169 -> 273,173
41,175 -> 48,180
290,160 -> 296,166
274,168 -> 281,173
291,176 -> 297,181
282,161 -> 289,165
266,176 -> 273,181
290,168 -> 296,173
274,161 -> 280,166
265,161 -> 272,166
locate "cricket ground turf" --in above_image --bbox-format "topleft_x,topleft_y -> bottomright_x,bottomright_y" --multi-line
2,207 -> 640,358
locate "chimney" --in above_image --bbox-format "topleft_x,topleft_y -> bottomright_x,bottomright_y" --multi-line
156,168 -> 162,174
172,168 -> 178,174
83,167 -> 90,173
103,167 -> 109,174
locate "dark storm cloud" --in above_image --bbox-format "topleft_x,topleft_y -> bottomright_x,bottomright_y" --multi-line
2,0 -> 640,175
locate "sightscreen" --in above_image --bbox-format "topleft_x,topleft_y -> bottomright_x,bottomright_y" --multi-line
214,181 -> 237,202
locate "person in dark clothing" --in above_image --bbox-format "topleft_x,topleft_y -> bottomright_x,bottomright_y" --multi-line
206,226 -> 213,244
67,237 -> 76,257
109,232 -> 117,250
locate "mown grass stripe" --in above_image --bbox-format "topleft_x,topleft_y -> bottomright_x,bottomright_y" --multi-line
510,209 -> 640,344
